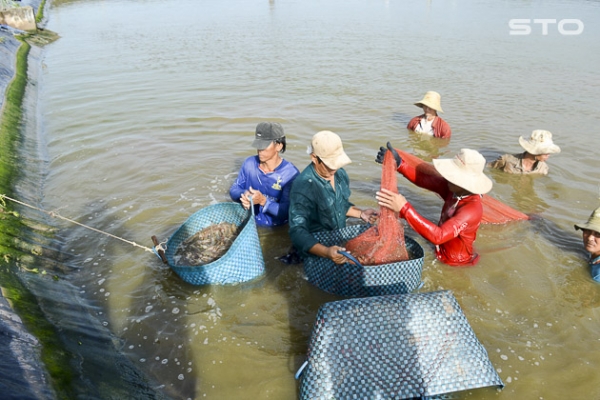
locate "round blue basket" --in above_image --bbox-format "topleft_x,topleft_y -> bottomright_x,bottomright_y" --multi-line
163,202 -> 265,285
303,224 -> 424,297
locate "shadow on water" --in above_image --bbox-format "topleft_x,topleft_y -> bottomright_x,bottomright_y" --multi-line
42,199 -> 172,399
258,224 -> 337,396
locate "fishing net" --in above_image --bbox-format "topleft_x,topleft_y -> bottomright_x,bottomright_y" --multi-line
396,149 -> 530,224
344,150 -> 410,265
303,225 -> 424,297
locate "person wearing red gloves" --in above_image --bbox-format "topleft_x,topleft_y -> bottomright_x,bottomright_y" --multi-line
375,143 -> 493,266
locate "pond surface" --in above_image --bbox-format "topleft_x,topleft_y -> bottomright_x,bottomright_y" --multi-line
24,0 -> 600,398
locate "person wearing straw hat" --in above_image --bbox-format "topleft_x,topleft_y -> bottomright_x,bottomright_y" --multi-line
375,143 -> 492,266
406,91 -> 452,139
488,129 -> 561,175
574,207 -> 600,282
288,131 -> 379,264
229,122 -> 300,227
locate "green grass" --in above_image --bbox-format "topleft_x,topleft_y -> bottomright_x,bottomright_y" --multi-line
35,0 -> 46,23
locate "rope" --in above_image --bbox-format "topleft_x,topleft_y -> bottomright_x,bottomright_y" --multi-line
0,194 -> 156,254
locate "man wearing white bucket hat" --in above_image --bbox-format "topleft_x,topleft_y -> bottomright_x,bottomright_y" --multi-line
288,131 -> 379,264
574,207 -> 600,282
376,143 -> 492,266
488,130 -> 561,175
406,91 -> 452,139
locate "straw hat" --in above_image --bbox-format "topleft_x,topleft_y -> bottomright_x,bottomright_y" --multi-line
518,130 -> 561,155
415,91 -> 444,113
311,130 -> 352,170
432,149 -> 493,195
574,207 -> 600,233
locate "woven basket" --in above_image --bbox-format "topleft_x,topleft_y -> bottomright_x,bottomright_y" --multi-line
297,291 -> 504,399
303,224 -> 424,297
163,202 -> 264,285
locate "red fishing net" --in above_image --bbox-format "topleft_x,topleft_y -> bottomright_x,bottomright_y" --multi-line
396,150 -> 530,224
344,151 -> 410,266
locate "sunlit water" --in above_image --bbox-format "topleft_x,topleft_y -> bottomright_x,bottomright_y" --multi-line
25,0 -> 600,398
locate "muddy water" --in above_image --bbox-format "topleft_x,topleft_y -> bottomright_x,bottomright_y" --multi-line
28,0 -> 600,398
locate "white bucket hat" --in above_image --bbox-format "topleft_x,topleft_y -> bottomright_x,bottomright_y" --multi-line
415,91 -> 444,113
311,130 -> 352,170
432,149 -> 493,195
518,130 -> 561,155
574,207 -> 600,233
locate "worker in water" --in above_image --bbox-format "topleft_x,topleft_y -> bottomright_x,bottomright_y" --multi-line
574,206 -> 600,282
375,143 -> 492,266
406,91 -> 451,139
488,129 -> 561,175
288,130 -> 379,264
229,122 -> 299,226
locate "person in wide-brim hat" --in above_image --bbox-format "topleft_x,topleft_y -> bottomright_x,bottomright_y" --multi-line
406,91 -> 452,139
488,129 -> 561,175
376,144 -> 491,267
574,207 -> 600,282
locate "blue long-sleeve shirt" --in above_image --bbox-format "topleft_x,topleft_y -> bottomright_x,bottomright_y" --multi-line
229,156 -> 299,227
590,255 -> 600,282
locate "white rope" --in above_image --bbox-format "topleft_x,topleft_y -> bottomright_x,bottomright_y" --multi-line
0,194 -> 156,254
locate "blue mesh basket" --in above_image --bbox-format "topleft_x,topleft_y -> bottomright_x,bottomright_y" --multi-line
303,224 -> 424,297
297,290 -> 504,399
162,202 -> 265,285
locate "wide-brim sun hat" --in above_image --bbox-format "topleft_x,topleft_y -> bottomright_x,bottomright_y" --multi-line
414,91 -> 444,113
518,129 -> 561,155
252,122 -> 285,150
311,130 -> 352,170
574,207 -> 600,233
432,148 -> 493,195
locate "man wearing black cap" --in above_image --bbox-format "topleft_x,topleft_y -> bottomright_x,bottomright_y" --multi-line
229,122 -> 299,227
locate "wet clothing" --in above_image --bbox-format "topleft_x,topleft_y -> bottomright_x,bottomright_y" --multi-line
488,152 -> 549,175
229,156 -> 299,227
288,164 -> 354,258
590,255 -> 600,282
407,115 -> 452,139
397,161 -> 483,266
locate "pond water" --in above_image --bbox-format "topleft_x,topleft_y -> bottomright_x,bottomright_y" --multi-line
20,0 -> 600,398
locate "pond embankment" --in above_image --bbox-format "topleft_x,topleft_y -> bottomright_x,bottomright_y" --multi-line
1,2 -> 170,398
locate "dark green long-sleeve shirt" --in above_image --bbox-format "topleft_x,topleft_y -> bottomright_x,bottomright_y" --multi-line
288,163 -> 354,257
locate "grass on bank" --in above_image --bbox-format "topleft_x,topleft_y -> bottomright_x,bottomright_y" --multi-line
35,0 -> 46,23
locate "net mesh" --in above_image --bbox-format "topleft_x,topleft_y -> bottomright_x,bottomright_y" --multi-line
396,149 -> 530,225
345,151 -> 410,265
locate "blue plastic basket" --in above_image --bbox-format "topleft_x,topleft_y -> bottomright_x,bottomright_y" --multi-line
303,224 -> 424,297
162,202 -> 265,285
297,291 -> 504,399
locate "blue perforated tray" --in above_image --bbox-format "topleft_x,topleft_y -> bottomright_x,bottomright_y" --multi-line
297,290 -> 504,399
